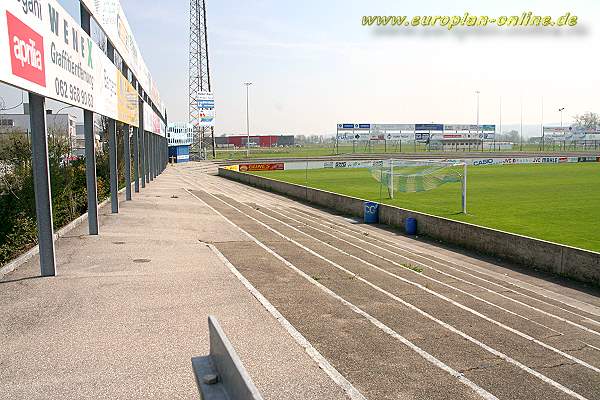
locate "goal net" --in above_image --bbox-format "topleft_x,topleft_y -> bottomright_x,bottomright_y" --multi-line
370,159 -> 467,212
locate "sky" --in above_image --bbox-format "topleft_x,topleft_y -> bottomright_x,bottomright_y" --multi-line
1,0 -> 599,136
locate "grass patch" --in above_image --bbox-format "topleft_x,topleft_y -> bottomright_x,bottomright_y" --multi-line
251,163 -> 600,252
402,263 -> 424,273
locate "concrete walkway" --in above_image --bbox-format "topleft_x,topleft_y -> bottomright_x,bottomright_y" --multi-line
0,166 -> 348,399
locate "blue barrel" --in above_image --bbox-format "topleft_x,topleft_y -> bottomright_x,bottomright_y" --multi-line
405,217 -> 417,235
363,202 -> 379,224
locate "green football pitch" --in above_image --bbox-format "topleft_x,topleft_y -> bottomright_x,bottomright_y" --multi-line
251,163 -> 600,252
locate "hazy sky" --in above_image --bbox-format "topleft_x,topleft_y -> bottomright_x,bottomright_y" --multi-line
1,0 -> 599,136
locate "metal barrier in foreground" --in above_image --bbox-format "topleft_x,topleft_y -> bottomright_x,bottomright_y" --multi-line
191,316 -> 263,400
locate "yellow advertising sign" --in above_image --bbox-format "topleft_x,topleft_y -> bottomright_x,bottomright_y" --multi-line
116,72 -> 139,127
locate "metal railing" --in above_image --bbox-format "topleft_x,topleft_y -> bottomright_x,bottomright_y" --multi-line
192,316 -> 263,400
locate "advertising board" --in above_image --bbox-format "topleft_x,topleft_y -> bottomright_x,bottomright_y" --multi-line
80,0 -> 162,108
415,123 -> 443,131
283,157 -> 586,171
197,92 -> 215,127
0,1 -> 139,126
143,103 -> 165,136
239,163 -> 285,172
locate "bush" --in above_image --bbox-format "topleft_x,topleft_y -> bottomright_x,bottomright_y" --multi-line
0,132 -> 111,266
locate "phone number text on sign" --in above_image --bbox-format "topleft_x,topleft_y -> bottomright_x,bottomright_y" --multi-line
54,78 -> 94,108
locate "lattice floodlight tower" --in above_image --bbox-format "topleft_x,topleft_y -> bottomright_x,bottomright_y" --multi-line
370,159 -> 468,214
189,0 -> 214,159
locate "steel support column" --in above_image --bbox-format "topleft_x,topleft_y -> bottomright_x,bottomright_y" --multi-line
147,131 -> 151,183
83,110 -> 99,234
149,131 -> 153,182
123,124 -> 132,200
151,134 -> 155,178
133,126 -> 140,192
141,130 -> 147,187
155,135 -> 160,176
29,93 -> 56,276
108,119 -> 118,213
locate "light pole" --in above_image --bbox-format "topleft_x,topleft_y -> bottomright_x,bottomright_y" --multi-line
475,91 -> 480,151
498,96 -> 502,152
244,82 -> 252,158
558,107 -> 565,151
558,107 -> 565,128
540,97 -> 544,151
520,97 -> 523,151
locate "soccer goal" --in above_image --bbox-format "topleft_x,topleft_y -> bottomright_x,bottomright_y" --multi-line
370,159 -> 468,214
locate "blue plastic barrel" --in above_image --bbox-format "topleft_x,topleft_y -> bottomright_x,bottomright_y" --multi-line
405,217 -> 417,235
363,202 -> 379,224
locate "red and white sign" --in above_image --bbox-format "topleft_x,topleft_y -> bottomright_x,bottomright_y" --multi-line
0,1 -> 140,126
6,11 -> 46,87
239,163 -> 285,172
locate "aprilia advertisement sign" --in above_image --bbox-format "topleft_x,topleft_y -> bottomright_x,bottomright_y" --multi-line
0,0 -> 139,126
7,11 -> 46,87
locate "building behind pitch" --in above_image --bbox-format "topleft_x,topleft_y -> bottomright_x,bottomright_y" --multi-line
167,122 -> 193,163
214,134 -> 295,148
0,104 -> 76,149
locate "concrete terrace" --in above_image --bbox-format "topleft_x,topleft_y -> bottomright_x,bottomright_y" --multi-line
2,162 -> 600,400
0,164 -> 347,400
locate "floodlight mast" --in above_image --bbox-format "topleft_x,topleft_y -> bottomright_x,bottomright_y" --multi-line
475,91 -> 481,151
244,82 -> 252,158
189,0 -> 214,159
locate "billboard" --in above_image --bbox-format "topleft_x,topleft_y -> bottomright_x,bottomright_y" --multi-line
144,103 -> 165,136
544,126 -> 573,134
444,124 -> 470,131
0,1 -> 139,126
415,123 -> 443,131
197,92 -> 215,127
80,0 -> 162,110
239,163 -> 284,172
117,72 -> 139,126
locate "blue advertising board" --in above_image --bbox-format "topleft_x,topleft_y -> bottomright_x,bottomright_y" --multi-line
415,123 -> 444,131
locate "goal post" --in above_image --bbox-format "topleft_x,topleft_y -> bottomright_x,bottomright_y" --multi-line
462,162 -> 467,214
370,159 -> 468,214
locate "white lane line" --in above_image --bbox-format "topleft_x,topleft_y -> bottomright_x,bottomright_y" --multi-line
289,205 -> 600,320
211,192 -> 600,375
209,171 -> 600,319
198,175 -> 600,357
200,172 -> 600,341
267,207 -> 564,335
181,187 -> 499,400
185,184 -> 591,400
207,243 -> 367,400
276,207 -> 600,340
282,204 -> 600,328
